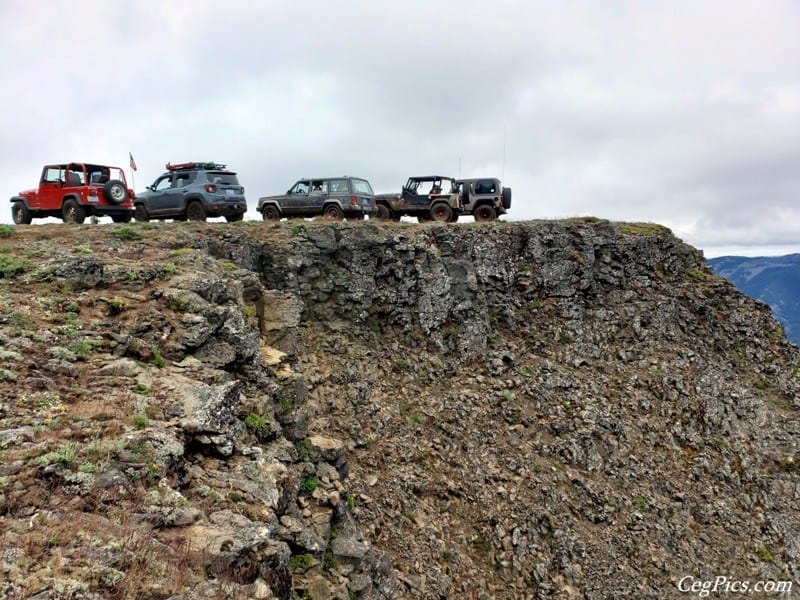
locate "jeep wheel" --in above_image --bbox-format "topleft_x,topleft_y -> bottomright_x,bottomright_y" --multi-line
186,201 -> 206,222
104,180 -> 127,205
134,204 -> 149,222
62,199 -> 86,224
323,204 -> 344,220
261,206 -> 280,221
430,203 -> 453,222
226,213 -> 244,223
11,201 -> 31,225
112,213 -> 132,223
473,205 -> 496,222
375,204 -> 392,220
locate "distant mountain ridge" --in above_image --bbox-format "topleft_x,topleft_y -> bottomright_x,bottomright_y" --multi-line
708,253 -> 800,345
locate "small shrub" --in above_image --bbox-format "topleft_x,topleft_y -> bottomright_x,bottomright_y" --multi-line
110,226 -> 141,241
149,348 -> 166,368
299,476 -> 319,494
686,268 -> 709,281
755,547 -> 773,562
0,224 -> 14,238
394,358 -> 411,371
753,379 -> 767,390
632,494 -> 648,511
295,438 -> 314,461
287,222 -> 307,236
157,262 -> 177,278
0,255 -> 27,278
322,550 -> 338,570
244,413 -> 272,439
131,383 -> 151,395
68,339 -> 101,359
228,491 -> 244,503
107,296 -> 128,315
346,492 -> 355,510
72,243 -> 93,255
288,553 -> 314,571
35,443 -> 77,467
132,413 -> 148,429
167,295 -> 189,312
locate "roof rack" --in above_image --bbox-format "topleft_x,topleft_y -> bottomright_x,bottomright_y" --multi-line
166,162 -> 227,171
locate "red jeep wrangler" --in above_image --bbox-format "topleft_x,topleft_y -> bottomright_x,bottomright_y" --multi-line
10,162 -> 135,224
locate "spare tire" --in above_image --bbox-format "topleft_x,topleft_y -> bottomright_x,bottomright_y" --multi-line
104,180 -> 127,205
502,187 -> 512,210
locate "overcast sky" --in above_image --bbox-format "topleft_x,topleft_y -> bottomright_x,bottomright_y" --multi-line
1,0 -> 798,257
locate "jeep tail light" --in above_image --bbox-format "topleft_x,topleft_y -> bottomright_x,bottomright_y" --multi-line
205,184 -> 216,193
350,196 -> 358,206
88,188 -> 98,197
241,187 -> 245,194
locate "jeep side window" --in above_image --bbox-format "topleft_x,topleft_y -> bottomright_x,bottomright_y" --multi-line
67,166 -> 85,187
290,182 -> 309,195
310,180 -> 325,194
173,173 -> 193,188
475,180 -> 496,194
153,176 -> 172,191
329,179 -> 348,194
43,167 -> 64,184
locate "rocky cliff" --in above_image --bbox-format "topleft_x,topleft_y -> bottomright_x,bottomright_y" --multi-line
0,219 -> 798,599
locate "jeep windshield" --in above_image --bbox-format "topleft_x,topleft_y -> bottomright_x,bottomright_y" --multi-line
351,179 -> 373,195
208,172 -> 239,185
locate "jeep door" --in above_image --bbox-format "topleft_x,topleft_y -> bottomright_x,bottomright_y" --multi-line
146,174 -> 175,215
37,165 -> 66,210
285,181 -> 310,215
169,171 -> 195,212
306,180 -> 327,215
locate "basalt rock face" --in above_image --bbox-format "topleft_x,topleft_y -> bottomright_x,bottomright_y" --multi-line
1,220 -> 799,599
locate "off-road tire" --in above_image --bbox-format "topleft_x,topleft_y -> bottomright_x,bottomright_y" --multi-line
112,213 -> 132,223
134,204 -> 149,222
430,203 -> 453,222
323,204 -> 344,220
104,180 -> 127,205
473,204 -> 496,222
11,201 -> 31,225
375,204 -> 392,220
186,201 -> 206,222
62,199 -> 86,224
226,213 -> 244,223
261,205 -> 280,221
502,187 -> 512,210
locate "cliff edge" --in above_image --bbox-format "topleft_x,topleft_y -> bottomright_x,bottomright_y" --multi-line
0,219 -> 798,599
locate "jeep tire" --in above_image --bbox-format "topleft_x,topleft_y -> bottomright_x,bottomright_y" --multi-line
261,205 -> 280,221
430,203 -> 453,222
186,201 -> 206,222
473,204 -> 496,222
11,201 -> 31,225
226,213 -> 244,222
323,204 -> 344,220
112,213 -> 132,223
104,180 -> 127,205
375,204 -> 392,220
62,199 -> 86,224
134,204 -> 149,222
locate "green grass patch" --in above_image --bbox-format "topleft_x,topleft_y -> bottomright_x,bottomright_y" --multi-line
0,255 -> 27,278
110,226 -> 141,241
0,224 -> 14,238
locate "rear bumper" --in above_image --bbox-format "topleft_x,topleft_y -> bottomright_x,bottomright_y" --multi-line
207,199 -> 247,216
91,205 -> 134,216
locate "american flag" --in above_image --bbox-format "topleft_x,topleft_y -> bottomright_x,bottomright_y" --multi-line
129,152 -> 138,171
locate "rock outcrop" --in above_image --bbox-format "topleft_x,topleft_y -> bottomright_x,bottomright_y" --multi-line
0,219 -> 798,599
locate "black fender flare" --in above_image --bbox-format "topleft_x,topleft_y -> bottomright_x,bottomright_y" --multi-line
182,195 -> 205,210
10,196 -> 30,209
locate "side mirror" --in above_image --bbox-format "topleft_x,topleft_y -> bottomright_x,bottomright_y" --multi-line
146,185 -> 151,190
